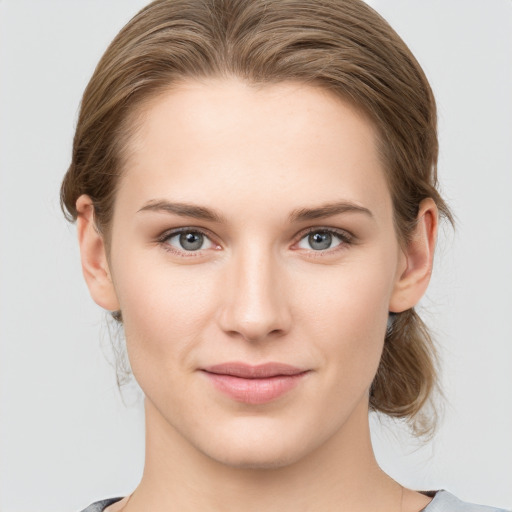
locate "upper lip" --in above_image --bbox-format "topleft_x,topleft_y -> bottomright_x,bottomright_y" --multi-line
202,362 -> 307,379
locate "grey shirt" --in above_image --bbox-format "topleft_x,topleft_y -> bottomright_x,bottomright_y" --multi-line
79,490 -> 510,511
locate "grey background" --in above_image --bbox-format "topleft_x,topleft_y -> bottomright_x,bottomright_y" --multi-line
0,1 -> 511,511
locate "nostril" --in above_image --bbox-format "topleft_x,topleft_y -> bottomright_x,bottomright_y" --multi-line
222,325 -> 287,343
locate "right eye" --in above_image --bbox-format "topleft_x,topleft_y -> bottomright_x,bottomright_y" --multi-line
161,229 -> 215,253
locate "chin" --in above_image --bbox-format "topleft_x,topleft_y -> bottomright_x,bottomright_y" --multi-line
193,419 -> 315,471
204,443 -> 302,471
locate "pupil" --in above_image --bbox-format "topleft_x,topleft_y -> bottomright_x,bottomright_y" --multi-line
309,232 -> 332,250
180,232 -> 203,251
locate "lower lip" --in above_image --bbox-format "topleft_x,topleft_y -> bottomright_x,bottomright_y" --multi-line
202,372 -> 308,405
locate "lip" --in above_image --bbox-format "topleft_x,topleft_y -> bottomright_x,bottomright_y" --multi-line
201,362 -> 309,405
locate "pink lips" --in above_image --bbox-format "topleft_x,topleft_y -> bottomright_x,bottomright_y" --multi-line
201,362 -> 309,405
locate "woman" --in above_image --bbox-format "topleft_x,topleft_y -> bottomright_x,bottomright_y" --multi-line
60,1 -> 508,511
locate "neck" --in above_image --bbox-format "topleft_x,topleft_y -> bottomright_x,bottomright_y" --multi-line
127,398 -> 402,512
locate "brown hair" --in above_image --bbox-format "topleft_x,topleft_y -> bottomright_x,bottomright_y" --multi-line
61,0 -> 453,435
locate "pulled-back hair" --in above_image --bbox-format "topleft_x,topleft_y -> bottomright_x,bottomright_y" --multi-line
61,0 -> 453,436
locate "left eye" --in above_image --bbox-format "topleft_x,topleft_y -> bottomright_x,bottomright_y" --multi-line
297,230 -> 345,251
164,230 -> 214,252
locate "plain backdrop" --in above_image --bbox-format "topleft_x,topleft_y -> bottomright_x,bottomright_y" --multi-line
0,1 -> 511,511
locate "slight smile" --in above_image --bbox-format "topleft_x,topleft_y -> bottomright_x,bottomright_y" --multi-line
201,363 -> 311,405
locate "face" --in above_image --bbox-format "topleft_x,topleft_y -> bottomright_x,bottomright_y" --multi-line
102,79 -> 409,468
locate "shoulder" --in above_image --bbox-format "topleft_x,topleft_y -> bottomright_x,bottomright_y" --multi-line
424,490 -> 510,512
79,497 -> 123,512
78,492 -> 510,512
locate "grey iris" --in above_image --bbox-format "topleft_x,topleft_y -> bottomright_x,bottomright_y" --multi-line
179,232 -> 204,251
309,231 -> 332,250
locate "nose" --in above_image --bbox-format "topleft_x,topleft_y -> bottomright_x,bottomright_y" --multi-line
216,244 -> 292,343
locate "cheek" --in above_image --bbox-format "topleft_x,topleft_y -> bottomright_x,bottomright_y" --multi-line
111,253 -> 220,377
298,255 -> 393,328
296,256 -> 394,385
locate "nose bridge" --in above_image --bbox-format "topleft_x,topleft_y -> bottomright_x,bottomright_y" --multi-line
218,240 -> 290,342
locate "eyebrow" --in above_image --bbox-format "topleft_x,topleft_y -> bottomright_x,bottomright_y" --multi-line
137,200 -> 225,222
289,201 -> 373,222
138,199 -> 373,224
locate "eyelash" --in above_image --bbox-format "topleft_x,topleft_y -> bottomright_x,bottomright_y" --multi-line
294,227 -> 353,255
157,227 -> 220,257
156,226 -> 354,256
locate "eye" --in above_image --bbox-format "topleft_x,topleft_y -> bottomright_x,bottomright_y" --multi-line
297,229 -> 348,251
162,229 -> 214,252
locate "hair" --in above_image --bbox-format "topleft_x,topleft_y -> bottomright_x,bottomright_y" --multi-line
61,0 -> 453,436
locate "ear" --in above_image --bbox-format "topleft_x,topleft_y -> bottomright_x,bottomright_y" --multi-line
389,198 -> 438,313
76,195 -> 120,312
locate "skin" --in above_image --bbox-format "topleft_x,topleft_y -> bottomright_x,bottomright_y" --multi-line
77,79 -> 437,512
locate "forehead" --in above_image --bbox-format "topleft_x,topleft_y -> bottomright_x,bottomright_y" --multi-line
116,78 -> 392,222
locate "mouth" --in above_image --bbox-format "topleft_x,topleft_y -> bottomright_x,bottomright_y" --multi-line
201,362 -> 310,405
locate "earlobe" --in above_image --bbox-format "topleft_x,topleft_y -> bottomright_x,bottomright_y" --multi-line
389,198 -> 438,313
76,195 -> 120,312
